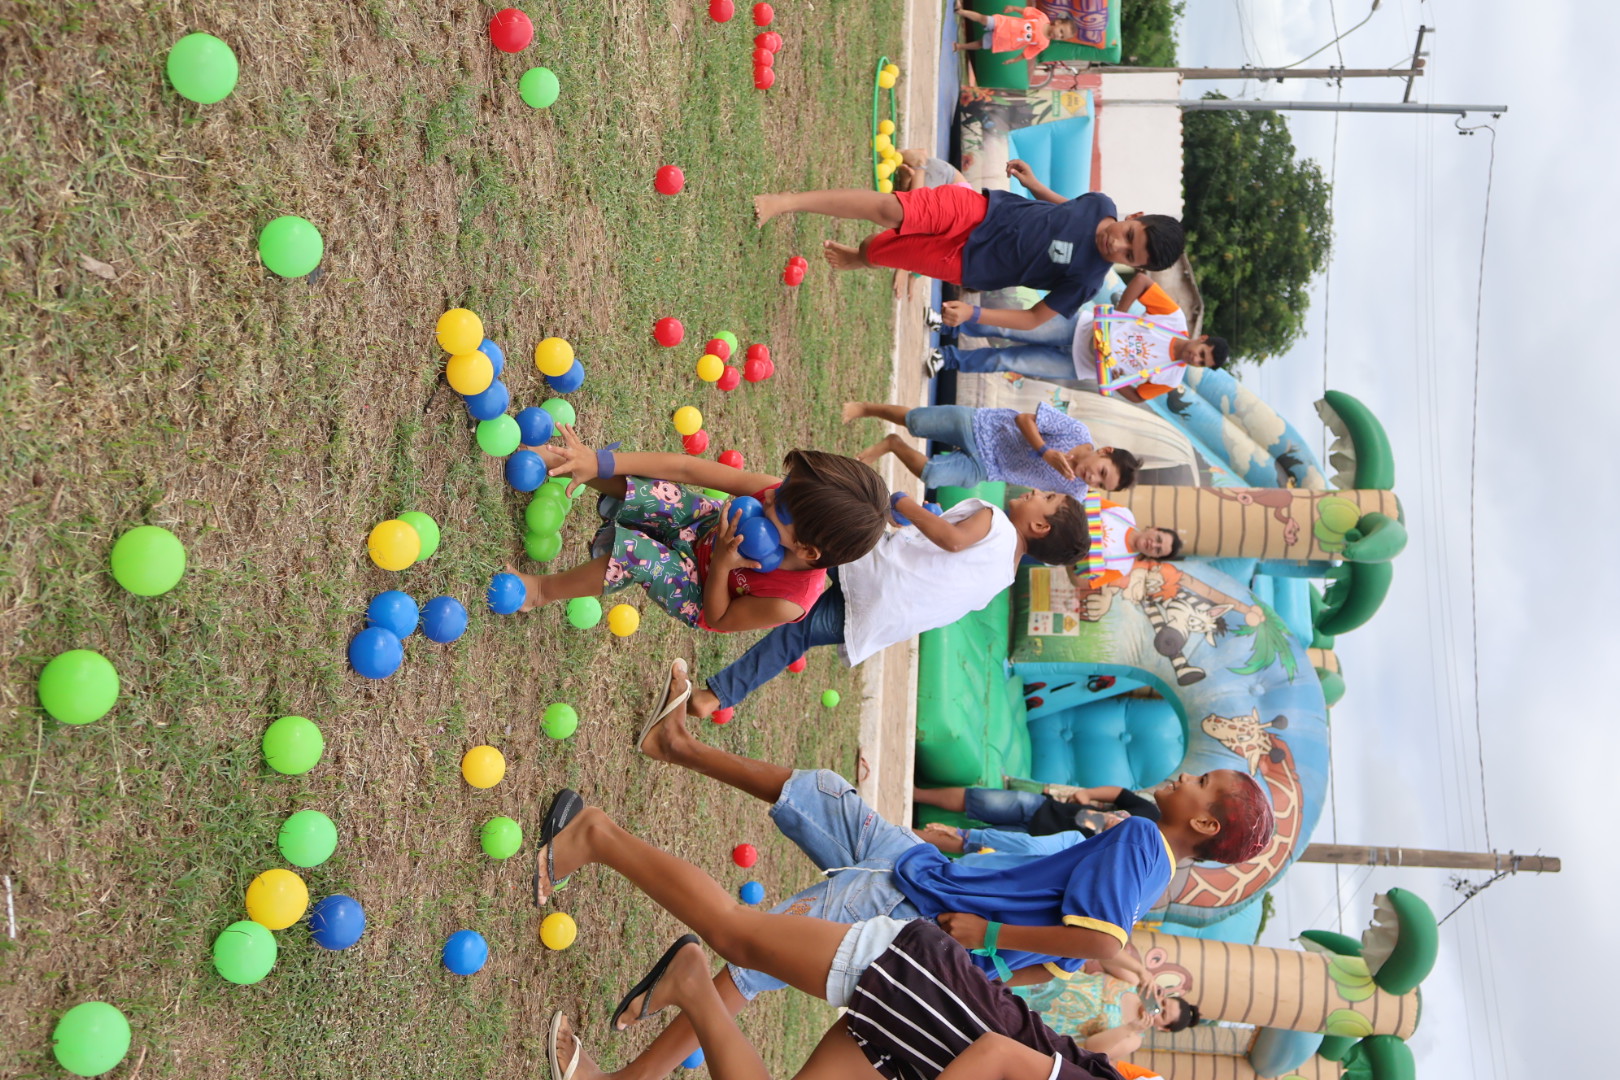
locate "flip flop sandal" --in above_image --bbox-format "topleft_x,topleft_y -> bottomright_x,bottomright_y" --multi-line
533,788 -> 586,907
635,659 -> 692,755
609,934 -> 701,1032
548,1011 -> 581,1080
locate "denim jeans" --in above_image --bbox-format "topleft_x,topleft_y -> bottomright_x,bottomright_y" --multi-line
707,575 -> 848,709
962,787 -> 1048,829
957,311 -> 1080,347
939,342 -> 1079,380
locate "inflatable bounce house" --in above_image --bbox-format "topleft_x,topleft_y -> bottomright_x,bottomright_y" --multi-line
960,0 -> 1121,91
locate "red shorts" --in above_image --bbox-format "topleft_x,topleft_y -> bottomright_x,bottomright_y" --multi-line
864,185 -> 988,284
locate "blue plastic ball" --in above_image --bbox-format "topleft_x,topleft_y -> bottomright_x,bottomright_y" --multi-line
349,626 -> 404,679
443,929 -> 489,975
736,516 -> 781,561
545,359 -> 585,393
516,406 -> 555,446
421,596 -> 469,643
310,894 -> 366,950
487,572 -> 525,614
506,449 -> 547,492
465,379 -> 511,421
681,1050 -> 706,1069
738,881 -> 765,905
753,545 -> 784,572
479,338 -> 506,377
728,496 -> 763,524
367,590 -> 419,639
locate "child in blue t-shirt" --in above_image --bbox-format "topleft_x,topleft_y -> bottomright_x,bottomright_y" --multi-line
843,399 -> 1140,497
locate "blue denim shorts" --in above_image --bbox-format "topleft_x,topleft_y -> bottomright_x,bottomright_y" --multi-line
905,405 -> 990,489
825,916 -> 912,1008
962,787 -> 1047,828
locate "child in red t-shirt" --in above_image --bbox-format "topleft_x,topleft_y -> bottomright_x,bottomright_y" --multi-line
509,426 -> 888,634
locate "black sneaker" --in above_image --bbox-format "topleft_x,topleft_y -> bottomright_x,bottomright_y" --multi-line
922,307 -> 944,331
923,348 -> 945,379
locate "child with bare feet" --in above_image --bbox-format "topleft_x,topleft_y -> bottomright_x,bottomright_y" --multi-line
507,426 -> 886,634
752,161 -> 1184,334
844,399 -> 1140,498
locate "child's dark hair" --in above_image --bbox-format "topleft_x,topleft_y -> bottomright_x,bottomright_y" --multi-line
1153,528 -> 1185,560
1026,494 -> 1090,566
1165,999 -> 1201,1033
1139,215 -> 1185,272
777,449 -> 889,568
1105,448 -> 1141,490
1193,772 -> 1276,864
1208,335 -> 1231,370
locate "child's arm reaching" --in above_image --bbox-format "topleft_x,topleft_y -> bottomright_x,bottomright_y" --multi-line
700,508 -> 807,633
539,425 -> 782,497
1006,159 -> 1066,204
1014,411 -> 1080,481
940,298 -> 1062,331
893,496 -> 993,552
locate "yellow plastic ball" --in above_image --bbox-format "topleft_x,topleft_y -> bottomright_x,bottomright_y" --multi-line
877,119 -> 895,136
535,337 -> 575,378
540,912 -> 578,950
877,71 -> 896,89
884,63 -> 900,78
437,308 -> 484,354
876,161 -> 896,181
696,353 -> 724,382
245,868 -> 309,930
446,350 -> 494,395
672,406 -> 703,436
877,180 -> 894,194
874,133 -> 893,153
607,604 -> 641,637
368,519 -> 422,571
461,745 -> 506,789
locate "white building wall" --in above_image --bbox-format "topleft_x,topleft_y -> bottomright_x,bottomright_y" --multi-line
1095,71 -> 1185,218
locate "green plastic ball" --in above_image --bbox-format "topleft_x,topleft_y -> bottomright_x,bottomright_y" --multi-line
278,809 -> 338,868
212,919 -> 277,985
481,816 -> 523,859
543,703 -> 579,740
519,67 -> 560,109
39,650 -> 119,725
565,596 -> 602,629
398,512 -> 440,558
476,414 -> 522,456
166,32 -> 239,104
547,474 -> 585,500
263,715 -> 324,775
525,531 -> 563,561
51,1001 -> 131,1078
109,524 -> 186,596
525,497 -> 566,534
258,215 -> 323,278
701,488 -> 729,500
821,689 -> 841,708
540,399 -> 576,427
714,331 -> 738,351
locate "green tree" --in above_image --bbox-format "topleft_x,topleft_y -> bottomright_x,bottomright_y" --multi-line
1181,94 -> 1334,362
1120,0 -> 1183,67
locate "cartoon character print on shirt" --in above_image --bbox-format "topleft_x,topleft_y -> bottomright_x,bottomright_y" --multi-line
648,480 -> 684,508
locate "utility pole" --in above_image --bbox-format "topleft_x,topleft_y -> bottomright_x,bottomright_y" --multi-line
1093,64 -> 1423,82
1402,26 -> 1432,102
1300,844 -> 1559,874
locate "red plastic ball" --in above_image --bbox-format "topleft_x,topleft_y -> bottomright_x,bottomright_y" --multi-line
753,48 -> 774,67
704,338 -> 732,361
787,655 -> 807,673
655,165 -> 686,195
753,66 -> 775,90
718,450 -> 745,469
489,8 -> 535,52
761,359 -> 776,377
654,317 -> 685,347
789,255 -> 808,268
712,706 -> 735,725
732,843 -> 758,867
782,269 -> 800,286
753,3 -> 774,26
716,365 -> 742,392
753,32 -> 773,50
743,358 -> 770,382
709,0 -> 735,21
745,343 -> 771,363
682,430 -> 710,455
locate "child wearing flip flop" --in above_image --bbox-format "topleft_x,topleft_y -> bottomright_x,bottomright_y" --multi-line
510,426 -> 887,633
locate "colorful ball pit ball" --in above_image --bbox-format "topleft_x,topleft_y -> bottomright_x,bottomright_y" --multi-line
51,1001 -> 131,1079
465,379 -> 511,422
877,70 -> 896,89
278,809 -> 339,868
519,67 -> 560,109
733,843 -> 758,868
310,894 -> 367,951
821,689 -> 841,708
696,353 -> 724,382
540,398 -> 577,427
263,715 -> 324,775
421,596 -> 470,643
246,867 -> 309,930
703,337 -> 732,361
753,48 -> 774,66
367,589 -> 419,639
739,881 -> 765,905
477,414 -> 523,456
369,519 -> 422,571
38,650 -> 119,725
525,531 -> 563,561
110,524 -> 186,596
461,745 -> 506,789
258,215 -> 324,279
607,604 -> 640,637
506,450 -> 547,492
540,912 -> 578,950
753,2 -> 774,25
482,816 -> 523,859
787,655 -> 807,673
753,67 -> 775,90
709,0 -> 734,21
350,625 -> 404,679
718,450 -> 745,469
714,331 -> 739,352
543,702 -> 579,739
655,165 -> 685,195
526,496 -> 566,535
546,359 -> 586,393
447,350 -> 495,395
654,317 -> 685,347
488,572 -> 526,614
166,33 -> 239,105
565,596 -> 602,629
437,308 -> 484,354
682,1050 -> 706,1070
712,706 -> 735,724
672,406 -> 703,436
743,358 -> 771,383
716,365 -> 741,392
479,338 -> 507,376
681,430 -> 710,455
516,405 -> 555,445
490,7 -> 535,51
213,919 -> 277,985
443,929 -> 489,975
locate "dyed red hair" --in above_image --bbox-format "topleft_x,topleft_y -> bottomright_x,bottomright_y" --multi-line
1194,772 -> 1275,865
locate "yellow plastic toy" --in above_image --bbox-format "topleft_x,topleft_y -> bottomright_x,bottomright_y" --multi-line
436,308 -> 484,354
877,180 -> 894,194
461,745 -> 506,789
368,519 -> 421,571
540,912 -> 578,950
534,337 -> 575,378
245,868 -> 309,930
446,350 -> 494,395
672,406 -> 703,436
877,119 -> 895,136
696,353 -> 724,382
607,604 -> 641,637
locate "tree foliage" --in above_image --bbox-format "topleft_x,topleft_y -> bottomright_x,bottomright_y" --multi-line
1181,94 -> 1334,362
1119,0 -> 1183,67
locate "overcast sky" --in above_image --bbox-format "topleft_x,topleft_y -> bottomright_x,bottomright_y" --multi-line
1175,1 -> 1615,1073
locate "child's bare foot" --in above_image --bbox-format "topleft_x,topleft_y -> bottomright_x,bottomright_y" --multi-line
641,662 -> 697,760
613,941 -> 709,1031
841,401 -> 873,424
753,193 -> 787,227
507,564 -> 545,612
822,240 -> 867,270
686,685 -> 721,720
952,42 -> 966,51
549,1015 -> 609,1080
857,433 -> 903,466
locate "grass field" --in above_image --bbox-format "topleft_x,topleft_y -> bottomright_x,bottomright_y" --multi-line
0,1 -> 904,1076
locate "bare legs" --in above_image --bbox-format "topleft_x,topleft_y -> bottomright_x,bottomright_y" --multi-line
641,698 -> 792,806
842,402 -> 911,426
752,190 -> 903,229
913,786 -> 969,813
842,403 -> 929,481
509,554 -> 611,613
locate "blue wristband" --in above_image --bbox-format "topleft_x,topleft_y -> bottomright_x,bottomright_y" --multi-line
972,305 -> 982,324
888,491 -> 911,526
595,441 -> 623,478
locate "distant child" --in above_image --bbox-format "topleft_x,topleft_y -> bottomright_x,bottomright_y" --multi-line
510,426 -> 887,634
1067,498 -> 1182,590
753,160 -> 1185,334
916,783 -> 1162,848
843,399 -> 1140,498
683,487 -> 1092,719
955,4 -> 1075,64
